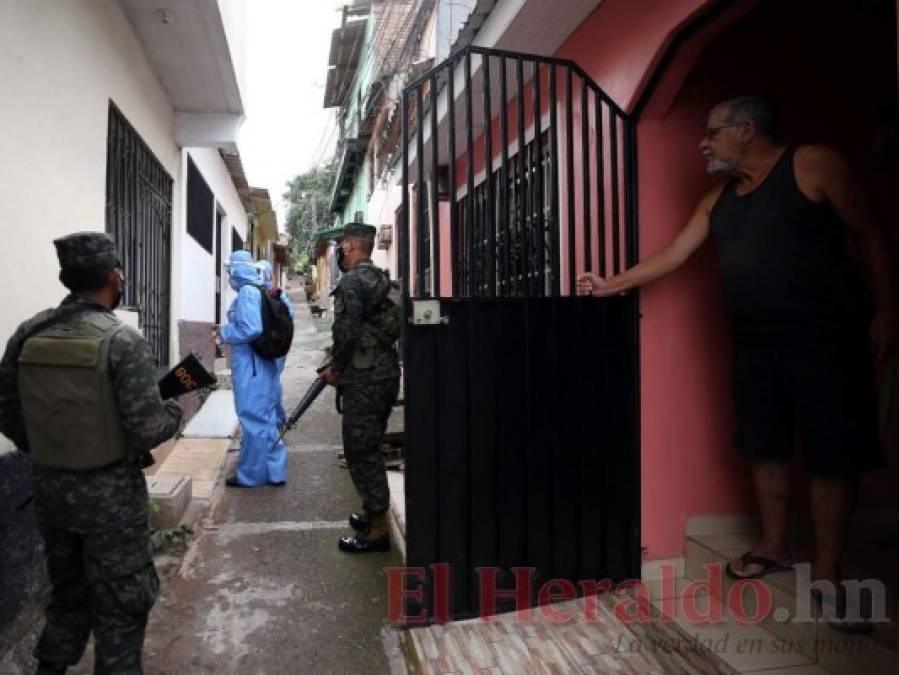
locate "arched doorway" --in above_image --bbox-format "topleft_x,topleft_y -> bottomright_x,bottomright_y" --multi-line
635,0 -> 899,556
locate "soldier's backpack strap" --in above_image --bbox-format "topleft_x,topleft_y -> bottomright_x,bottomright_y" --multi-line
11,303 -> 109,480
16,304 -> 103,361
361,269 -> 392,321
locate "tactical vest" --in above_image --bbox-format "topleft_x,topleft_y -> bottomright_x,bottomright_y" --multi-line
18,312 -> 129,469
335,261 -> 397,371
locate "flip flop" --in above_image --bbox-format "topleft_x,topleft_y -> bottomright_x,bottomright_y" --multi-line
725,551 -> 793,580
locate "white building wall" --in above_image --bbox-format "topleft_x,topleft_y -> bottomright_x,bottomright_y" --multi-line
0,0 -> 182,356
179,148 -> 248,323
217,0 -> 249,106
367,181 -> 400,276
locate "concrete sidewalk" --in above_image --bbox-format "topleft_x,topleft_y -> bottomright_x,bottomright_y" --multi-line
132,284 -> 407,674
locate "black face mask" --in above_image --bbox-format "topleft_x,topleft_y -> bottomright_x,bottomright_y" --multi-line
335,245 -> 347,272
110,270 -> 124,310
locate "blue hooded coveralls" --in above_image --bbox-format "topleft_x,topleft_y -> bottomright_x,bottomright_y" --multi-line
257,260 -> 293,429
220,252 -> 286,486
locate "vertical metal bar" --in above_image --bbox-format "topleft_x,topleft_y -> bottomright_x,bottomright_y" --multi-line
581,79 -> 591,275
477,183 -> 484,294
500,57 -> 510,297
533,62 -> 545,296
447,59 -> 458,296
610,112 -> 621,276
548,64 -> 560,296
430,73 -> 441,297
416,85 -> 426,297
595,96 -> 606,279
515,56 -> 526,297
482,55 -> 495,297
565,67 -> 575,295
401,89 -> 410,295
465,52 -> 475,297
623,117 -> 641,580
625,119 -> 639,268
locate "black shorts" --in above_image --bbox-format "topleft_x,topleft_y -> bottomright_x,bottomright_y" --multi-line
732,336 -> 884,476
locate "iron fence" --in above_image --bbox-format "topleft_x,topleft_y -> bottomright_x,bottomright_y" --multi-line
401,46 -> 638,299
105,103 -> 173,365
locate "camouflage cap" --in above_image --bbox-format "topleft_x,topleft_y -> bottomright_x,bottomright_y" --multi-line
53,232 -> 121,270
339,222 -> 377,240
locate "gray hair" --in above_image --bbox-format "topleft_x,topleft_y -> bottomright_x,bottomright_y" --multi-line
721,96 -> 776,138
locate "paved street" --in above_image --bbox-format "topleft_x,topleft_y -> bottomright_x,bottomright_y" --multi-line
136,286 -> 406,674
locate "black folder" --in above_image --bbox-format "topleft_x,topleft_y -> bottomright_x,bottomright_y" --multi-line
158,353 -> 217,400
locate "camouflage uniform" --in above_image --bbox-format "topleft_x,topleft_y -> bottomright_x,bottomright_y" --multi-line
332,258 -> 400,516
0,233 -> 182,674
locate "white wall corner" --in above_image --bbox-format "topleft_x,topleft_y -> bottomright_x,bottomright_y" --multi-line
471,0 -> 527,49
641,557 -> 685,582
174,112 -> 243,151
115,308 -> 142,334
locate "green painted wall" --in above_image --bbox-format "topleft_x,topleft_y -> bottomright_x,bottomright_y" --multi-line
338,16 -> 374,225
339,158 -> 369,225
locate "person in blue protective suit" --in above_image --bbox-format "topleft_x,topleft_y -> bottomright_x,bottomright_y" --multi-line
256,260 -> 293,429
215,250 -> 286,487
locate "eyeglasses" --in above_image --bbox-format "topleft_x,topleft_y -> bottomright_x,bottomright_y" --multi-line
704,122 -> 743,140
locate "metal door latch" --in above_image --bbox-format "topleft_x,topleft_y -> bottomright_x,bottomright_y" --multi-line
410,300 -> 448,325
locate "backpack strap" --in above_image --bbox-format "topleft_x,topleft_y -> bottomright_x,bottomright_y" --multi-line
17,304 -> 105,360
362,270 -> 392,321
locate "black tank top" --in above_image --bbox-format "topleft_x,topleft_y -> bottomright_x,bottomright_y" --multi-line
709,147 -> 871,343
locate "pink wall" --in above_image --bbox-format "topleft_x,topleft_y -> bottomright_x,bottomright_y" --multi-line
557,0 -> 750,561
558,0 -> 899,559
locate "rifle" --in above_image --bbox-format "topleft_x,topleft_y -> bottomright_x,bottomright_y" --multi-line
270,375 -> 328,451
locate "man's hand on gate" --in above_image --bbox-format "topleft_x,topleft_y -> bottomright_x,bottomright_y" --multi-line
320,366 -> 341,387
577,272 -> 614,296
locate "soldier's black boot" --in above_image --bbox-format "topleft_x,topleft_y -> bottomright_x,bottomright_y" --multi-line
348,511 -> 370,531
339,512 -> 390,553
36,663 -> 67,675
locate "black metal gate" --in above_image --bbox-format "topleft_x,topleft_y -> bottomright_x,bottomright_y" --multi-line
105,103 -> 173,365
400,46 -> 640,620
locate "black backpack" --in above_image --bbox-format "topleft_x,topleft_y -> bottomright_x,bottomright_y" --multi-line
369,271 -> 404,345
251,287 -> 294,359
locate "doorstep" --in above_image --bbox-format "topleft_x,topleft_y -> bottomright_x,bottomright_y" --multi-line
682,530 -> 898,675
387,470 -> 406,562
403,590 -> 739,674
153,437 -> 231,499
181,389 -> 238,438
146,473 -> 191,529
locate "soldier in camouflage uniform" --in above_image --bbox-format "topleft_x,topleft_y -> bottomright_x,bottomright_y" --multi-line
0,232 -> 182,674
320,223 -> 400,553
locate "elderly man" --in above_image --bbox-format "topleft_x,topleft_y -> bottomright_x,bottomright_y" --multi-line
579,96 -> 894,625
0,232 -> 182,674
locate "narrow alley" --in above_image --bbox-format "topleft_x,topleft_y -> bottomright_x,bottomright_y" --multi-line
138,285 -> 406,675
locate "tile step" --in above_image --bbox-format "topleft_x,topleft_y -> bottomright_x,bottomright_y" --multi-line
682,533 -> 897,674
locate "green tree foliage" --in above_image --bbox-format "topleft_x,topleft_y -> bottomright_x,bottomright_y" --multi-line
283,162 -> 336,269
